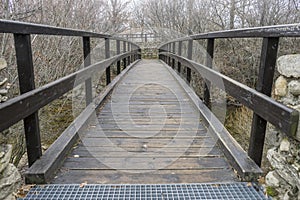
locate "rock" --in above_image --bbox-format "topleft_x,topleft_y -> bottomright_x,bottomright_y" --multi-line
267,148 -> 300,186
0,163 -> 21,200
4,194 -> 15,200
275,76 -> 287,96
0,58 -> 7,71
0,89 -> 8,95
0,78 -> 8,87
288,80 -> 300,96
0,145 -> 12,174
280,138 -> 290,152
1,96 -> 8,102
277,54 -> 300,78
266,171 -> 280,187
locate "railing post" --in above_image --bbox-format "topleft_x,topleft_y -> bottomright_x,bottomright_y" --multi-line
168,44 -> 171,66
123,41 -> 127,68
248,37 -> 279,166
14,34 -> 42,167
204,39 -> 214,108
83,37 -> 92,105
116,40 -> 121,75
172,42 -> 176,69
127,42 -> 131,66
105,38 -> 111,85
178,41 -> 182,74
187,40 -> 193,83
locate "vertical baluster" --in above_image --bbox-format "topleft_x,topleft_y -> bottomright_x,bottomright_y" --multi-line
187,40 -> 193,83
168,44 -> 171,66
127,42 -> 131,66
178,41 -> 182,74
172,42 -> 176,69
204,39 -> 214,108
123,41 -> 127,68
14,34 -> 42,167
248,37 -> 279,166
105,38 -> 111,85
116,40 -> 121,74
83,37 -> 92,105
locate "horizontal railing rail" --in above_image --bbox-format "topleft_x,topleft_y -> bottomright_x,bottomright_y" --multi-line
159,23 -> 300,46
158,23 -> 300,167
0,51 -> 138,132
0,20 -> 141,166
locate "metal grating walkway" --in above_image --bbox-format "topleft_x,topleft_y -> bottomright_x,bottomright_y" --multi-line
20,183 -> 270,200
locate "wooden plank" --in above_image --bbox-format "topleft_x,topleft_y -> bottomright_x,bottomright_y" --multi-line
164,62 -> 263,181
70,147 -> 223,157
52,169 -> 237,184
79,137 -> 216,148
71,145 -> 222,155
24,60 -> 139,184
160,52 -> 299,136
63,157 -> 229,170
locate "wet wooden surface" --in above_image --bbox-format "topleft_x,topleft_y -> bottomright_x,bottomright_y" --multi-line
53,60 -> 237,184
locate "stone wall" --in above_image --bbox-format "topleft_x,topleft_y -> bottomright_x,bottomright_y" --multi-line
266,54 -> 300,199
0,145 -> 21,200
0,58 -> 21,200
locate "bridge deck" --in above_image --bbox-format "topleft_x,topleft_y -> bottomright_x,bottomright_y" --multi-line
52,60 -> 237,184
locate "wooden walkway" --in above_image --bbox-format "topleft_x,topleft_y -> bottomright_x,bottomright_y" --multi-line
53,60 -> 237,184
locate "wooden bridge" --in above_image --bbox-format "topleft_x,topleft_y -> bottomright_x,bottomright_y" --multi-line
1,20 -> 300,199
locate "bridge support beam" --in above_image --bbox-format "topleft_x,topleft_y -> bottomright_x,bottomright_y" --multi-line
14,34 -> 42,167
248,37 -> 279,166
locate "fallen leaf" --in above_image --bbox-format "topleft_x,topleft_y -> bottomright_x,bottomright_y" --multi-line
80,181 -> 88,188
247,182 -> 252,187
14,184 -> 36,198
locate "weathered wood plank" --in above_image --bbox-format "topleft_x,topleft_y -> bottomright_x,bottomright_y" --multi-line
52,169 -> 237,184
53,60 -> 236,184
24,60 -> 140,184
164,62 -> 263,181
71,145 -> 222,155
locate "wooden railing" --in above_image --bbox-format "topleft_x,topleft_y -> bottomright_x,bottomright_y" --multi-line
0,20 -> 141,167
158,24 -> 300,167
119,33 -> 160,43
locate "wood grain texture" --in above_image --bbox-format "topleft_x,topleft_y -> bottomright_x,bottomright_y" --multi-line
163,61 -> 263,181
24,60 -> 139,184
53,60 -> 237,184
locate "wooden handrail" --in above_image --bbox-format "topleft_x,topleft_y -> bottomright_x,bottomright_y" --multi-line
160,52 -> 298,136
0,20 -> 141,166
158,23 -> 300,166
158,23 -> 300,48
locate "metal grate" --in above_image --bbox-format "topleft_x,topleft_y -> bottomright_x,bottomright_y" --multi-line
20,183 -> 270,200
